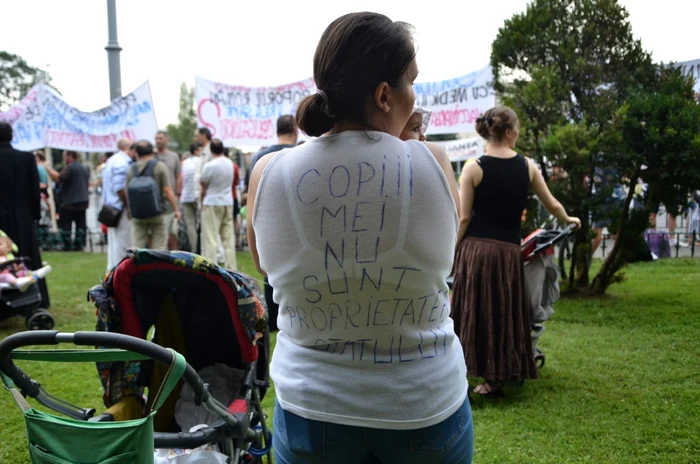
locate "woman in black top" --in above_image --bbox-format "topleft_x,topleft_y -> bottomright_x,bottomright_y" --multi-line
452,106 -> 580,397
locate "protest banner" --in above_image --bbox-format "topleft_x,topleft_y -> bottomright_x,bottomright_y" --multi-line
414,65 -> 495,135
435,137 -> 484,163
0,85 -> 44,152
195,65 -> 495,146
0,81 -> 158,152
195,76 -> 316,146
41,81 -> 158,152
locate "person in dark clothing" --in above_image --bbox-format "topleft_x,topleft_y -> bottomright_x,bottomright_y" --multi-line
46,151 -> 90,251
243,115 -> 298,332
452,106 -> 579,397
243,115 -> 299,193
0,121 -> 50,308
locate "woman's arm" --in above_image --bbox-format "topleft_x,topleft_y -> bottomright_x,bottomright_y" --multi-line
45,163 -> 60,182
425,142 -> 460,212
247,153 -> 276,277
456,161 -> 482,246
528,158 -> 580,228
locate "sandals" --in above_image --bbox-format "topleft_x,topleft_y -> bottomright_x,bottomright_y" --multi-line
471,383 -> 505,399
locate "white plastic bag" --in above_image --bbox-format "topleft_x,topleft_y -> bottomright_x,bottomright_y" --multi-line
153,425 -> 230,463
153,448 -> 229,463
174,364 -> 244,432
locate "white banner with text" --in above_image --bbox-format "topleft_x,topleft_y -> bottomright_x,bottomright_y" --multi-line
0,81 -> 158,152
195,66 -> 496,146
435,137 -> 485,162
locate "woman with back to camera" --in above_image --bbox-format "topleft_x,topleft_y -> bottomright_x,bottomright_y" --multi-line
452,106 -> 580,398
247,11 -> 473,464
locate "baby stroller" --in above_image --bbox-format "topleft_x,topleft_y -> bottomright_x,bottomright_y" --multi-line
0,330 -> 270,464
0,249 -> 272,464
521,225 -> 574,367
0,257 -> 54,331
88,249 -> 272,462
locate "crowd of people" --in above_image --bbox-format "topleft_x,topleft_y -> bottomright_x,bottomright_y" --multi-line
98,129 -> 240,271
2,10 -> 698,464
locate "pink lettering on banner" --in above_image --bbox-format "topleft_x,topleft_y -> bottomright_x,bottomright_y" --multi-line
46,129 -> 136,150
213,78 -> 315,93
220,119 -> 274,141
430,106 -> 481,129
197,99 -> 221,136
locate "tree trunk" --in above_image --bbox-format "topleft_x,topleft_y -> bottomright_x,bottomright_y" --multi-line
564,171 -> 592,293
574,226 -> 591,288
591,170 -> 640,294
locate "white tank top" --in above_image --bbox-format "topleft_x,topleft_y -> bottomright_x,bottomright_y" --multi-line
254,131 -> 468,430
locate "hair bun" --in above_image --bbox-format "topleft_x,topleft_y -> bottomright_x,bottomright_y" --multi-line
296,93 -> 336,137
475,106 -> 519,142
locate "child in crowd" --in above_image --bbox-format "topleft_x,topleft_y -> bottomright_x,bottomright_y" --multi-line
0,234 -> 35,292
400,106 -> 432,142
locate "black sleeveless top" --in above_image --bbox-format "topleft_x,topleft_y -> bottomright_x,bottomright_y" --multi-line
466,154 -> 530,245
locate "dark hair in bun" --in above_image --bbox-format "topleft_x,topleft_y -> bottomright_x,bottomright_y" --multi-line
475,106 -> 519,142
296,12 -> 416,137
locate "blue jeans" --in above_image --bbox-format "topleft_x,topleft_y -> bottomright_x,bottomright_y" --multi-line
273,399 -> 474,464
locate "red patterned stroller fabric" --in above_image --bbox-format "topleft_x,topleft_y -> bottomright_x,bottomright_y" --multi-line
88,249 -> 268,408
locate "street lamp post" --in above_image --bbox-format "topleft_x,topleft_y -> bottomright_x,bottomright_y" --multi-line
105,0 -> 122,101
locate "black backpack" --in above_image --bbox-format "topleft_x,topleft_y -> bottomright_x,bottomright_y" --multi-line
127,160 -> 162,219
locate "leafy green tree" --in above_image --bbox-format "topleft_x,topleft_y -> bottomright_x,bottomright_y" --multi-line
165,83 -> 196,152
491,0 -> 655,292
0,51 -> 51,110
591,65 -> 700,293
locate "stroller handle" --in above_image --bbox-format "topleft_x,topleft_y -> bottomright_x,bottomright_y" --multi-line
0,258 -> 30,273
527,223 -> 576,259
0,331 -> 262,446
0,331 -> 209,407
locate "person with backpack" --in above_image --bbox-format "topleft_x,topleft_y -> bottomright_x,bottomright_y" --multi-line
126,140 -> 180,251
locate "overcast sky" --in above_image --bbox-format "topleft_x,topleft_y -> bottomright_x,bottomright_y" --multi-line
2,0 -> 698,127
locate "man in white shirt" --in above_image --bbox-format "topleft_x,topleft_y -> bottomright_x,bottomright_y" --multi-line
101,139 -> 134,270
200,139 -> 236,270
194,127 -> 212,183
180,142 -> 202,252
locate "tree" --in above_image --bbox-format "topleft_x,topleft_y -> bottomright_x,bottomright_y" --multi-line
591,65 -> 700,293
165,83 -> 196,152
0,51 -> 51,110
491,0 -> 655,293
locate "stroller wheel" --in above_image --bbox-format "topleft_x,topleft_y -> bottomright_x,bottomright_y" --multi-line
26,309 -> 55,331
535,352 -> 546,368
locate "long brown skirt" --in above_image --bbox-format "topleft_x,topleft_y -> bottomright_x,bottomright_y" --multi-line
452,237 -> 538,383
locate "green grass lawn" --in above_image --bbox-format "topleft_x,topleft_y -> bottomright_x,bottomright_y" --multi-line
1,253 -> 698,463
